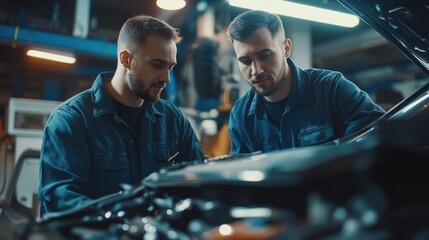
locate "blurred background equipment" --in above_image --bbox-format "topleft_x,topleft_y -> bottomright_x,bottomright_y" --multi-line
1,98 -> 59,211
192,37 -> 223,112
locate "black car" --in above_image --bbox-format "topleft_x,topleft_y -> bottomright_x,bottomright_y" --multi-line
1,0 -> 429,239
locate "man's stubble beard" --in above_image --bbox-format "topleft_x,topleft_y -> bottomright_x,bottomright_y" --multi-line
251,70 -> 285,98
128,72 -> 160,103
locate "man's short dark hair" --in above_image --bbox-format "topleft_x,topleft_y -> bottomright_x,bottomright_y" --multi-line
227,10 -> 284,43
118,15 -> 182,52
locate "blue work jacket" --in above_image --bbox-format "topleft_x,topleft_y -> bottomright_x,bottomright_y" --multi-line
229,59 -> 385,154
39,72 -> 204,213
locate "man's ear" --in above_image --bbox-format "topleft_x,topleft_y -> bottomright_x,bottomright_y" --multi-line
119,50 -> 131,69
284,39 -> 292,58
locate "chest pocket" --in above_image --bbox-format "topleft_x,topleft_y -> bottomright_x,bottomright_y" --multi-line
154,141 -> 179,167
298,124 -> 334,146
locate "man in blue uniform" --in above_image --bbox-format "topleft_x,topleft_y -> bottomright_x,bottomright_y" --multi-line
39,15 -> 205,213
227,10 -> 385,154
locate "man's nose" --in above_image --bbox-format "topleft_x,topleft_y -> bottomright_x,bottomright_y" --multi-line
251,62 -> 263,76
160,69 -> 170,83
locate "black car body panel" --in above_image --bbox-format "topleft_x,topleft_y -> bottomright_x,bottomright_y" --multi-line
338,0 -> 429,74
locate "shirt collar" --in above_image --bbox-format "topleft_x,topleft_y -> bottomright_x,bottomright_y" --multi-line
91,72 -> 165,124
288,58 -> 314,106
92,72 -> 116,116
145,101 -> 166,124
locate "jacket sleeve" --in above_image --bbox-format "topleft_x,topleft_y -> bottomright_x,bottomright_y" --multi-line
228,106 -> 251,155
332,73 -> 385,136
38,107 -> 92,213
176,107 -> 206,163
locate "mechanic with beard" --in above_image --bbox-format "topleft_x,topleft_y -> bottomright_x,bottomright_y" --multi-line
227,10 -> 385,154
39,15 -> 205,213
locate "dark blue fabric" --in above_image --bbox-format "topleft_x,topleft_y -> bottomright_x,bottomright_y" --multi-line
38,72 -> 205,213
229,59 -> 385,154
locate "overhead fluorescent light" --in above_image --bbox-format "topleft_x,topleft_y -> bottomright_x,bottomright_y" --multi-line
26,49 -> 76,64
156,0 -> 186,10
228,0 -> 359,28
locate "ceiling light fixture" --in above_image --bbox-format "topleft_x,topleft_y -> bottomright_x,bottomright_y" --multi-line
156,0 -> 186,10
26,49 -> 76,64
228,0 -> 359,28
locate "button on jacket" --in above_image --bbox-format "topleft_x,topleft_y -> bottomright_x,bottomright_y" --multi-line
229,59 -> 385,154
39,72 -> 205,213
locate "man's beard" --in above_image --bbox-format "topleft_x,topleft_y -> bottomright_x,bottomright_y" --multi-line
251,64 -> 286,98
252,82 -> 278,97
251,76 -> 282,97
128,73 -> 161,103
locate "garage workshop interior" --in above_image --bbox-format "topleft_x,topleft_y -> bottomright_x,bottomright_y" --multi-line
0,0 -> 428,239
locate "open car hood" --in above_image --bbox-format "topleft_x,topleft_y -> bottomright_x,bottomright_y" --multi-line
337,0 -> 429,74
